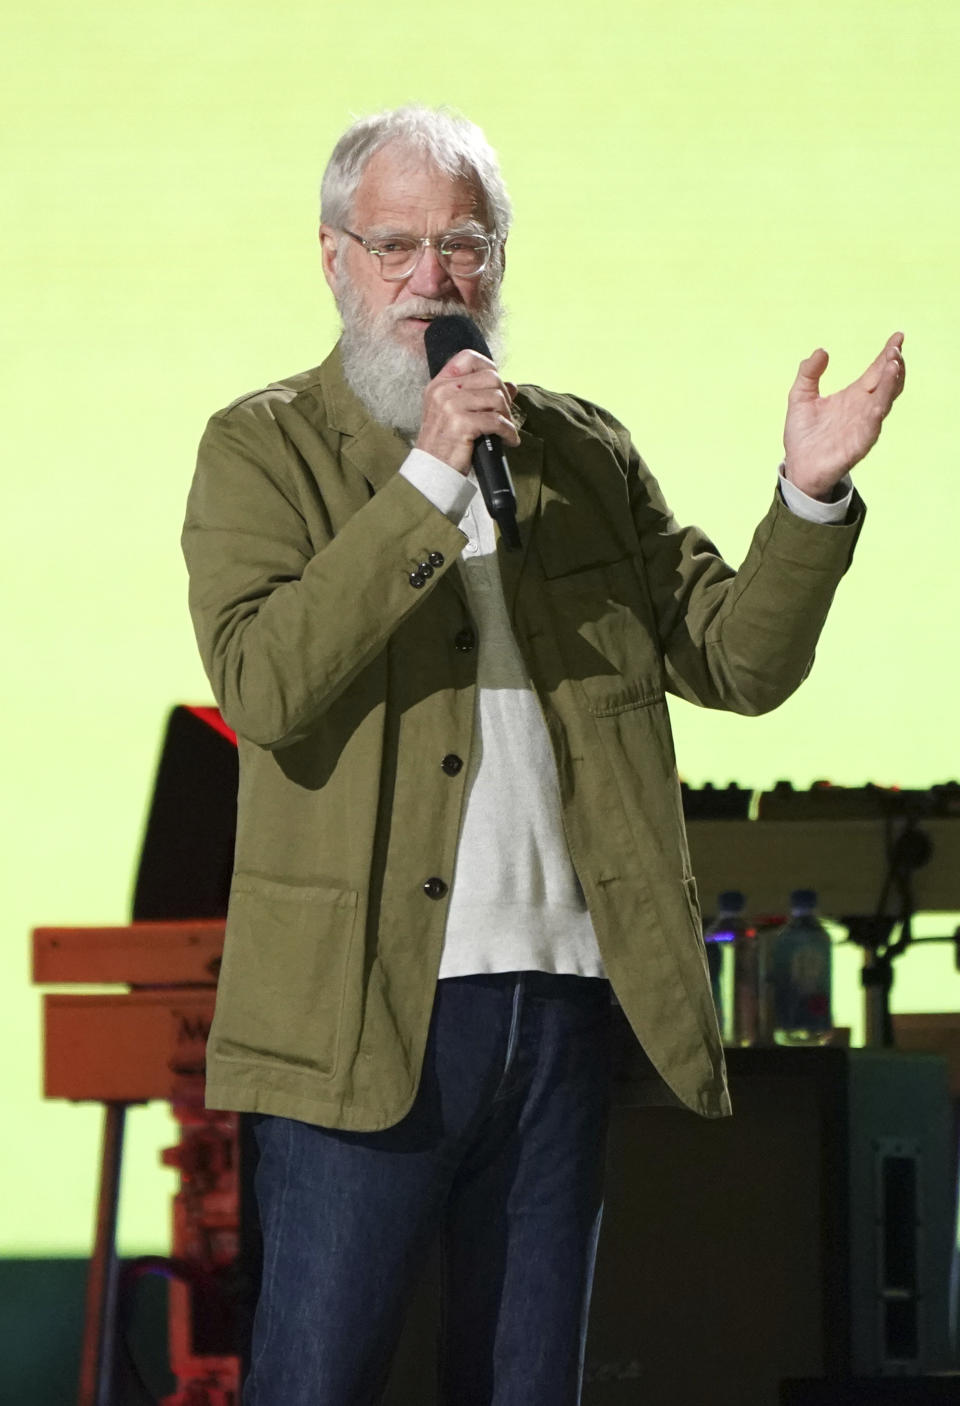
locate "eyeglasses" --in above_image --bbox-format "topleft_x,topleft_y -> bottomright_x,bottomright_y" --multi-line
342,228 -> 494,281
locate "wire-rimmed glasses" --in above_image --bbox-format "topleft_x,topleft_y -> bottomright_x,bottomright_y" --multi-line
342,228 -> 494,280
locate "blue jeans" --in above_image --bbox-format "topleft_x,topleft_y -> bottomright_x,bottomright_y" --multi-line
244,971 -> 614,1406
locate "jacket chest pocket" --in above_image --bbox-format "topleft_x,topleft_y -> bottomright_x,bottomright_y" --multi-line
541,555 -> 665,717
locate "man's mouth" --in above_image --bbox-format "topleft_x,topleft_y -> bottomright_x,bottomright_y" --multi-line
388,302 -> 466,334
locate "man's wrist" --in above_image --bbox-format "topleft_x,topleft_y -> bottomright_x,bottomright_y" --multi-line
780,460 -> 840,503
401,448 -> 477,523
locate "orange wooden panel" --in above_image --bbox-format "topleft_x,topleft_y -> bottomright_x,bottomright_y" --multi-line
32,921 -> 225,986
43,991 -> 216,1101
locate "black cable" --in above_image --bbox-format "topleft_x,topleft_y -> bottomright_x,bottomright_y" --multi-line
116,1256 -> 201,1406
860,801 -> 935,1046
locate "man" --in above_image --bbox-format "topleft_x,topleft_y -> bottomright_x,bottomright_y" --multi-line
182,106 -> 903,1405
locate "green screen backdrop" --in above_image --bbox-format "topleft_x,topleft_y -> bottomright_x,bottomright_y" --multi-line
4,0 -> 958,1256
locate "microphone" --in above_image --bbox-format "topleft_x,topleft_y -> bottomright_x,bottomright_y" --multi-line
423,314 -> 521,551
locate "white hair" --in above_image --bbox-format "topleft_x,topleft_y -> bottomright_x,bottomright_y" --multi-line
320,105 -> 512,246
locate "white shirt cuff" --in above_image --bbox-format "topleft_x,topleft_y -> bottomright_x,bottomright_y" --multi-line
401,448 -> 477,523
778,464 -> 853,525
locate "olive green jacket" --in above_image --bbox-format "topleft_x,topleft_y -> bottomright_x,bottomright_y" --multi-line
182,345 -> 862,1130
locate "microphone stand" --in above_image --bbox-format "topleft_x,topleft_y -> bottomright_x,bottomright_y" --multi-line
843,811 -> 935,1048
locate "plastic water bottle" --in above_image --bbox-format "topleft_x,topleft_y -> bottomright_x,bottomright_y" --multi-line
770,889 -> 833,1045
703,892 -> 759,1045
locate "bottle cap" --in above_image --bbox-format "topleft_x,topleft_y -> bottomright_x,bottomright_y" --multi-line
789,888 -> 818,911
717,890 -> 746,912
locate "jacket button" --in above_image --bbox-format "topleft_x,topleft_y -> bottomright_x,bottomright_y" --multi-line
441,753 -> 463,776
454,627 -> 476,652
418,561 -> 434,579
428,551 -> 444,568
409,571 -> 425,588
423,877 -> 448,900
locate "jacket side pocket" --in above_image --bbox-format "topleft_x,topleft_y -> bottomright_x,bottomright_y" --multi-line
212,873 -> 359,1077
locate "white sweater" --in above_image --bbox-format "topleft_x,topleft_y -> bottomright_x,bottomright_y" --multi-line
401,450 -> 606,978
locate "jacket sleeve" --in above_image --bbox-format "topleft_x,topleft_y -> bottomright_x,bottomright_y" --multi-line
617,420 -> 865,716
181,403 -> 468,750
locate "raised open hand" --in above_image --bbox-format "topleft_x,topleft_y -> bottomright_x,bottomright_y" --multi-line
782,332 -> 905,501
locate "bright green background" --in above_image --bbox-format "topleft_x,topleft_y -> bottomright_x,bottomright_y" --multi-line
4,1 -> 958,1255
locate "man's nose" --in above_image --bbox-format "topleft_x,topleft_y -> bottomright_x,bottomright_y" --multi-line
405,244 -> 455,299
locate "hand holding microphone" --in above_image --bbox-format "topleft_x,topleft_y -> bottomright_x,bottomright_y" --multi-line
420,315 -> 522,550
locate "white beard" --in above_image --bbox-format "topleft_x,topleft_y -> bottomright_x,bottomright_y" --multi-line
336,272 -> 505,438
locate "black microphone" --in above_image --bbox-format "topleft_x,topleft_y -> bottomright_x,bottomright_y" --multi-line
423,314 -> 521,551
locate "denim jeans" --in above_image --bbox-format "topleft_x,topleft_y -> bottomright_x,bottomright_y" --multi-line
244,970 -> 614,1406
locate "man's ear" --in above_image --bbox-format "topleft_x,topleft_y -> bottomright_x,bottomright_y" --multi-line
319,224 -> 339,293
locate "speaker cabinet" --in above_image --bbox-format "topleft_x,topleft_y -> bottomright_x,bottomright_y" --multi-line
583,1037 -> 955,1405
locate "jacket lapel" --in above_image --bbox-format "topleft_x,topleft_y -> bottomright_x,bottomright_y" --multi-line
319,346 -> 410,491
497,426 -> 543,619
340,419 -> 410,492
